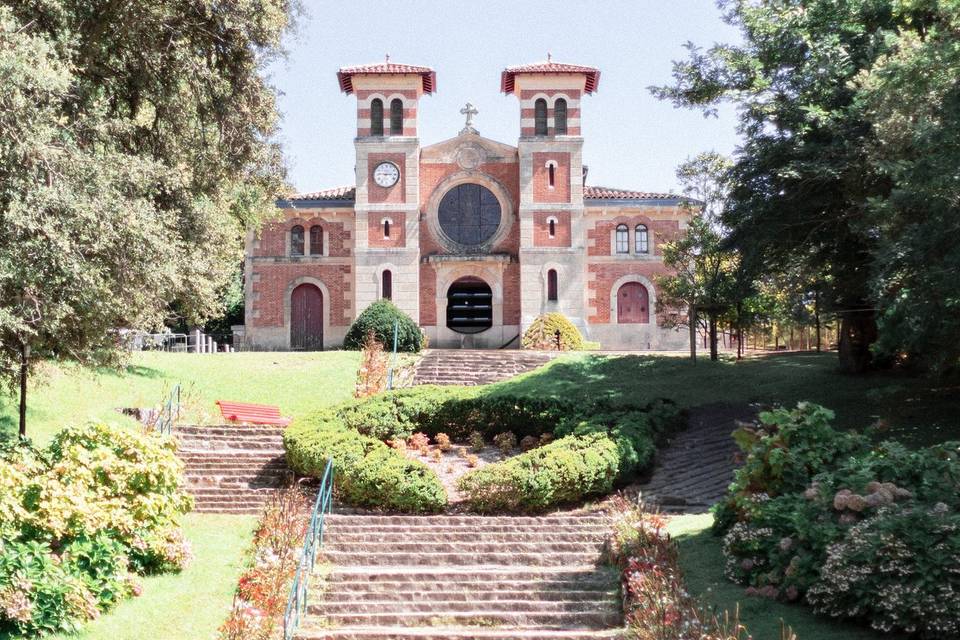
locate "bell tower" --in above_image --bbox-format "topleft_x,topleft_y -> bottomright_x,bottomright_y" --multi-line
502,57 -> 600,335
337,59 -> 436,321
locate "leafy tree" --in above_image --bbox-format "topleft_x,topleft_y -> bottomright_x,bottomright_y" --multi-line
0,2 -> 294,437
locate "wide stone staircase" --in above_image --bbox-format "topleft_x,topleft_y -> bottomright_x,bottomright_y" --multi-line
176,425 -> 294,514
294,513 -> 624,639
413,349 -> 559,386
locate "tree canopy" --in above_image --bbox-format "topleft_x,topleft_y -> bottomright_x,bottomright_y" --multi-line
653,0 -> 960,373
0,1 -> 295,435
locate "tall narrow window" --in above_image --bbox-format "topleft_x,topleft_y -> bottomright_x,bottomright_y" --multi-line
383,219 -> 391,238
615,224 -> 629,254
548,163 -> 556,188
390,99 -> 403,135
548,218 -> 556,238
290,225 -> 304,256
534,98 -> 548,136
554,98 -> 567,135
547,269 -> 558,301
370,99 -> 384,136
635,224 -> 649,254
382,270 -> 393,300
309,225 -> 323,255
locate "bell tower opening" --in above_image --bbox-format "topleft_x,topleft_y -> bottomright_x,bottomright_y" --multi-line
446,277 -> 493,334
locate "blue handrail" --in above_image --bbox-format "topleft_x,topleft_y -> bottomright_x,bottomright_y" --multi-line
283,458 -> 335,640
156,384 -> 181,435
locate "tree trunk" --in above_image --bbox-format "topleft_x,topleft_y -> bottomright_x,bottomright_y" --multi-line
688,305 -> 697,364
814,292 -> 822,352
736,301 -> 744,360
709,314 -> 719,361
838,311 -> 877,373
19,344 -> 29,439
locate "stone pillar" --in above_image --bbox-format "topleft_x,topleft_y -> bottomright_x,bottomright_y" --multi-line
193,329 -> 202,354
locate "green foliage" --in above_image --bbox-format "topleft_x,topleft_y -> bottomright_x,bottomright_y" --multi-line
283,416 -> 446,513
343,300 -> 424,353
0,0 -> 293,429
521,313 -> 584,351
717,402 -> 960,638
0,423 -> 191,635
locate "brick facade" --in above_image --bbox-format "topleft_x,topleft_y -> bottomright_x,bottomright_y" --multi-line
241,60 -> 695,351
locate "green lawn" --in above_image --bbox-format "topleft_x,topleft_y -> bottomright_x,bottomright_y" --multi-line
1,350 -> 360,445
666,514 -> 907,640
0,514 -> 256,640
491,351 -> 960,446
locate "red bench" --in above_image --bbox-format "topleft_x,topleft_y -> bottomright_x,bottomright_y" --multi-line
215,400 -> 291,426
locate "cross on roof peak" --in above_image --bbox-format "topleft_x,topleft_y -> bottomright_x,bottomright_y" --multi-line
459,102 -> 479,135
547,52 -> 552,62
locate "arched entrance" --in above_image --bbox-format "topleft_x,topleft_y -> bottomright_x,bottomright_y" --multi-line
290,283 -> 323,350
617,282 -> 650,324
446,277 -> 493,334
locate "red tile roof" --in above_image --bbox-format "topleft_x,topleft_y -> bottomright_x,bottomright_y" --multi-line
337,62 -> 436,94
286,186 -> 356,202
584,186 -> 682,201
501,61 -> 601,94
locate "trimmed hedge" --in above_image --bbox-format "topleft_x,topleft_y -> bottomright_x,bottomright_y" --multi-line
343,300 -> 423,352
284,386 -> 684,514
522,313 -> 584,351
284,413 -> 446,513
457,400 -> 684,512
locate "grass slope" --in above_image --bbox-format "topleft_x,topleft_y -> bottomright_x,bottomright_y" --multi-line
1,351 -> 360,445
491,352 -> 960,446
666,514 -> 908,640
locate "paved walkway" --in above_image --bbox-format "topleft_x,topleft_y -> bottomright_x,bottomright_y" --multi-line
628,403 -> 757,514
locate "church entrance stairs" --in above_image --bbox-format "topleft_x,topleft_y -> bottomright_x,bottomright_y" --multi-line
294,512 -> 624,640
176,424 -> 299,514
412,349 -> 559,386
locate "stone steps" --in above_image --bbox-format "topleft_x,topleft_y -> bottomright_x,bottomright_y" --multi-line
295,512 -> 622,640
413,349 -> 558,386
174,424 -> 292,514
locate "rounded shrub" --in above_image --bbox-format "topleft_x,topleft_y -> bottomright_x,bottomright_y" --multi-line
344,300 -> 423,352
522,312 -> 584,351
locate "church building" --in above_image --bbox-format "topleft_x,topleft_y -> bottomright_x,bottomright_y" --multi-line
242,59 -> 695,350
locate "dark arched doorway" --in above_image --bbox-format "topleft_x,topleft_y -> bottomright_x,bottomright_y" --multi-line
290,283 -> 324,350
617,282 -> 649,324
446,277 -> 492,334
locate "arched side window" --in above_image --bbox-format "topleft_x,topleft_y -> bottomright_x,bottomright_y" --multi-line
290,225 -> 304,256
547,269 -> 558,301
390,99 -> 404,135
615,224 -> 629,254
309,225 -> 323,255
370,99 -> 384,136
534,99 -> 548,136
381,270 -> 393,300
383,219 -> 391,238
548,218 -> 556,238
548,163 -> 556,188
635,224 -> 649,254
554,98 -> 568,135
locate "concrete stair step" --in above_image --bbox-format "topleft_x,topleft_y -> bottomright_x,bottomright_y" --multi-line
322,551 -> 601,567
327,568 -> 615,584
326,532 -> 604,543
313,600 -> 619,615
322,589 -> 618,602
295,626 -> 625,640
303,610 -> 621,628
324,542 -> 602,554
325,515 -> 609,527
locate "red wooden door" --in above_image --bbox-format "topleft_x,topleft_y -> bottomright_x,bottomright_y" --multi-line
617,282 -> 649,324
291,284 -> 323,350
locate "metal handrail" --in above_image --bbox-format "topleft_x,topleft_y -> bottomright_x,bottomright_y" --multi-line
283,458 -> 335,640
155,384 -> 181,435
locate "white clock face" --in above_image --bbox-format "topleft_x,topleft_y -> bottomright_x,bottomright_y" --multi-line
373,162 -> 400,188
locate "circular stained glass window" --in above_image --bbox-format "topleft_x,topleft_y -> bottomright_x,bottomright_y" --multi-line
437,184 -> 501,246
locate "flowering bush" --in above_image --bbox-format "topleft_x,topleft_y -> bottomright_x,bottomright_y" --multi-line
605,498 -> 797,640
716,402 -> 960,638
220,486 -> 310,640
0,423 -> 191,636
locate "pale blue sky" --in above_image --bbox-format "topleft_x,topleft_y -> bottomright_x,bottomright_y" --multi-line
269,0 -> 742,195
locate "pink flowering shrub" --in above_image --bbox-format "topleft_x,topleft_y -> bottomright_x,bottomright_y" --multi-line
716,403 -> 960,638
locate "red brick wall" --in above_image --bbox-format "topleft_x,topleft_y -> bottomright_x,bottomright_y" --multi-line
532,152 -> 571,203
355,89 -> 419,136
250,263 -> 352,328
533,210 -> 571,247
519,89 -> 582,136
254,212 -> 352,258
502,262 -> 521,325
586,216 -> 680,257
587,262 -> 672,324
419,264 -> 437,326
367,152 -> 407,204
367,211 -> 406,248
